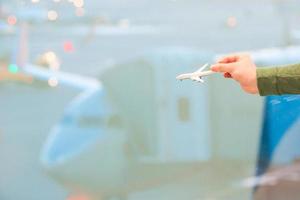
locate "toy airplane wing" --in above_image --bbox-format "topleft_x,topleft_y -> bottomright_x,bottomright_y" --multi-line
194,63 -> 209,73
191,76 -> 204,83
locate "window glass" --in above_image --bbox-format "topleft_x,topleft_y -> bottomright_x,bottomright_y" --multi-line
1,1 -> 300,200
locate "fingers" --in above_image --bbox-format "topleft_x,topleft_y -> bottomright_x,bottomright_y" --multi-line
217,55 -> 239,64
211,63 -> 235,73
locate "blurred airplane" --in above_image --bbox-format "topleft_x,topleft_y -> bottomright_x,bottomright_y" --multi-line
176,63 -> 215,83
32,54 -> 212,200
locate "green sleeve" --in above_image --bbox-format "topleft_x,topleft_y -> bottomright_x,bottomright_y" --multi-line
256,63 -> 300,96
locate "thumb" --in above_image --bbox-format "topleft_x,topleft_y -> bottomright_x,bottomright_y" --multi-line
211,63 -> 235,73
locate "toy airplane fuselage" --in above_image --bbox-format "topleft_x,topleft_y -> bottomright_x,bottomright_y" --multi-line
176,63 -> 215,83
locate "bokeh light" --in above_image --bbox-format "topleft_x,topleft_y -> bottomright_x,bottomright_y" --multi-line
31,0 -> 40,3
45,51 -> 60,70
48,77 -> 59,87
47,10 -> 58,21
36,51 -> 61,70
44,51 -> 56,62
63,41 -> 75,53
8,64 -> 19,74
7,15 -> 17,26
226,16 -> 238,28
73,0 -> 84,8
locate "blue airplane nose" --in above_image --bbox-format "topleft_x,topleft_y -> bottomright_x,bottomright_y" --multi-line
40,88 -> 128,195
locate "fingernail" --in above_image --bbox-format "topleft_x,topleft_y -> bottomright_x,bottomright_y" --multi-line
224,72 -> 232,78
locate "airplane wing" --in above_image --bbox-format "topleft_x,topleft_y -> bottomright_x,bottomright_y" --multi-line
191,76 -> 204,83
23,64 -> 101,91
194,63 -> 209,74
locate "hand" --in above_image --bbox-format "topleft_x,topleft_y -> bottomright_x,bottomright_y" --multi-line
211,53 -> 259,94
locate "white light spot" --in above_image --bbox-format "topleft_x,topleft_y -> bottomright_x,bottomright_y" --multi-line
73,0 -> 84,8
48,77 -> 59,87
44,51 -> 56,62
48,10 -> 58,21
226,16 -> 238,28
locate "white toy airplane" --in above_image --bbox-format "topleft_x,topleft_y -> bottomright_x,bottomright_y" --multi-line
176,63 -> 216,83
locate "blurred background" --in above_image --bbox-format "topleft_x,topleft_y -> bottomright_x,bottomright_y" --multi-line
1,0 -> 300,200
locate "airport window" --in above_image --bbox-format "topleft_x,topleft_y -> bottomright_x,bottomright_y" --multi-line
3,1 -> 300,199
